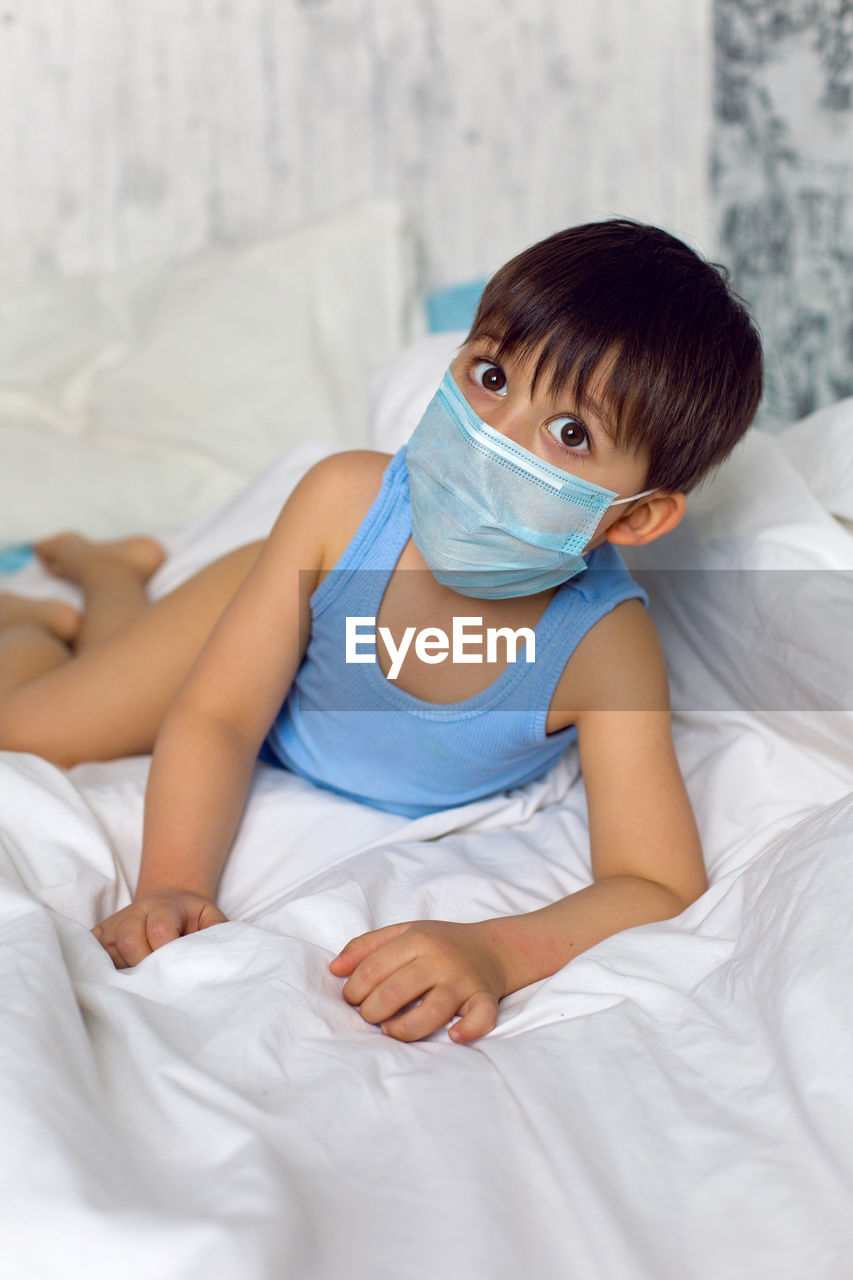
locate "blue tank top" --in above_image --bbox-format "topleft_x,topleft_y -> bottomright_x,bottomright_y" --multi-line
263,448 -> 648,817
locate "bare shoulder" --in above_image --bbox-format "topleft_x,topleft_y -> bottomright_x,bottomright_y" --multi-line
292,448 -> 393,503
306,448 -> 394,489
283,449 -> 394,575
549,598 -> 670,726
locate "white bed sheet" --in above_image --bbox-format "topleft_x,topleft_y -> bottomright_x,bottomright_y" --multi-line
2,387 -> 853,1278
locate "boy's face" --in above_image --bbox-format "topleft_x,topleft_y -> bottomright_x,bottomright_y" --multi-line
449,338 -> 657,552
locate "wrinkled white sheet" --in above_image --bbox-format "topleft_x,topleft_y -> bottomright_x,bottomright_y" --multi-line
2,422 -> 853,1279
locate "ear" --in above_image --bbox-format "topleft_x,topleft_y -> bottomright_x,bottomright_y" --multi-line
604,491 -> 687,548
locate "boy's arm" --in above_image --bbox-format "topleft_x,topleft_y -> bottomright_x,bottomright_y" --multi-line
332,601 -> 707,1041
93,453 -> 364,967
476,599 -> 707,992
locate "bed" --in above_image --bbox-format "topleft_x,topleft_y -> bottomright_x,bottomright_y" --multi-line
2,203 -> 852,1280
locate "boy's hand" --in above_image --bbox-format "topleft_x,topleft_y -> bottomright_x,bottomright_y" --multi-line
329,920 -> 508,1044
92,889 -> 228,969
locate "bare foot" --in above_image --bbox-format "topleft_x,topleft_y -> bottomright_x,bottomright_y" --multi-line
0,592 -> 81,643
34,532 -> 166,586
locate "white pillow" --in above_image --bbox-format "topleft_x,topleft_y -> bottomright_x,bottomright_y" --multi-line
0,273 -> 128,431
89,201 -> 417,473
369,330 -> 467,452
622,431 -> 853,771
0,201 -> 416,541
776,397 -> 853,524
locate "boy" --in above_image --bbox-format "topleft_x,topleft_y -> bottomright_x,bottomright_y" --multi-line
0,220 -> 763,1043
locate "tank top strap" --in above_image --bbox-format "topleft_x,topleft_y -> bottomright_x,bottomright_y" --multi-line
310,447 -> 410,619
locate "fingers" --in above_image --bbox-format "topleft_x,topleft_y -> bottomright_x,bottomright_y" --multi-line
448,991 -> 499,1044
90,928 -> 132,971
91,894 -> 228,969
166,899 -> 228,936
340,951 -> 498,1044
329,922 -> 412,978
197,901 -> 229,930
329,921 -> 504,1044
335,929 -> 421,1008
92,912 -> 153,969
381,985 -> 464,1043
380,986 -> 498,1043
355,957 -> 433,1026
145,901 -> 186,951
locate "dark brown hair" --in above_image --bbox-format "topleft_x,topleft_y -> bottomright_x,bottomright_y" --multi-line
467,220 -> 763,494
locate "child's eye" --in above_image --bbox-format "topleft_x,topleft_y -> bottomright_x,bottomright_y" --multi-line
547,416 -> 590,452
471,360 -> 508,396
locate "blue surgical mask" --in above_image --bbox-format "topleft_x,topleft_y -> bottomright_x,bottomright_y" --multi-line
405,368 -> 657,599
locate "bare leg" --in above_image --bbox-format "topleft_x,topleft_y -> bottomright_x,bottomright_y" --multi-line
0,538 -> 265,766
33,532 -> 166,651
0,532 -> 165,700
0,625 -> 72,698
0,594 -> 80,644
0,595 -> 80,698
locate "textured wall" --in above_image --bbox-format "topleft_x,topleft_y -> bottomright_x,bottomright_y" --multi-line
0,0 -> 713,290
714,1 -> 853,425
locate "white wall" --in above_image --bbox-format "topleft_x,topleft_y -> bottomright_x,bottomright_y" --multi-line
0,0 -> 714,289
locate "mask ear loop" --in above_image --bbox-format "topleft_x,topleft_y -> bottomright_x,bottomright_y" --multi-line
610,487 -> 658,507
